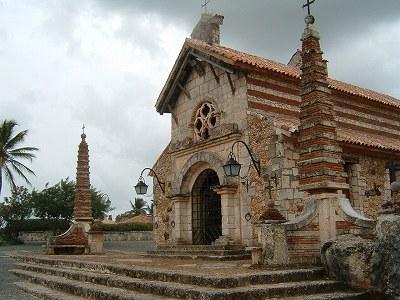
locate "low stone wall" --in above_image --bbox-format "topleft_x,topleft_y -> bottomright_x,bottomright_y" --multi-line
19,231 -> 153,242
104,231 -> 153,241
19,231 -> 52,242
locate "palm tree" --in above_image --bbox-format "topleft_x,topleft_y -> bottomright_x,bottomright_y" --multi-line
129,198 -> 148,216
0,120 -> 38,195
146,200 -> 154,215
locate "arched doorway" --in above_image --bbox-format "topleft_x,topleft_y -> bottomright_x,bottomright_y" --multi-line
191,169 -> 222,245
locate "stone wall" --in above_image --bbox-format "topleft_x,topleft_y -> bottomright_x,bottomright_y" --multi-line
103,231 -> 153,241
152,144 -> 173,245
19,231 -> 153,242
171,62 -> 248,146
359,156 -> 388,219
247,111 -> 273,221
342,155 -> 390,220
19,231 -> 52,242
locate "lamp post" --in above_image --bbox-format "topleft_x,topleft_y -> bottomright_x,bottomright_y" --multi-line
134,168 -> 165,195
223,140 -> 260,177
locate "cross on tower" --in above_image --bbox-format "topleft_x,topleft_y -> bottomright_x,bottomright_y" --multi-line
82,124 -> 85,134
302,0 -> 316,16
202,0 -> 210,13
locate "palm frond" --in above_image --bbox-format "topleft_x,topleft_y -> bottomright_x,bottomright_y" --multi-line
9,159 -> 36,175
9,162 -> 32,186
0,120 -> 18,148
3,165 -> 17,191
8,151 -> 37,160
4,130 -> 28,150
9,146 -> 39,152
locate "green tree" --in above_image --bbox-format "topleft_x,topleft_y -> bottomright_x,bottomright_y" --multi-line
0,120 -> 38,195
31,178 -> 113,221
129,198 -> 148,216
0,186 -> 33,240
31,178 -> 74,221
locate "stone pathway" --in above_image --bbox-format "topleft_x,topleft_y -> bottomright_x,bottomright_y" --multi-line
0,243 -> 43,300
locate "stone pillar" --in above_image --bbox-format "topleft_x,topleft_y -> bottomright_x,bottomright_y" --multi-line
298,15 -> 348,244
214,185 -> 240,242
258,223 -> 288,266
171,195 -> 190,244
88,230 -> 105,254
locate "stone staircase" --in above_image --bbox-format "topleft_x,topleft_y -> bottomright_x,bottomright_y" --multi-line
147,244 -> 251,260
10,255 -> 369,300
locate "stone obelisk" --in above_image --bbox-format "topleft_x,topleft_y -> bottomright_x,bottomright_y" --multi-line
47,127 -> 94,254
73,129 -> 93,226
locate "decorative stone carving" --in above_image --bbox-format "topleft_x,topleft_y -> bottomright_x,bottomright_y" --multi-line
193,102 -> 218,141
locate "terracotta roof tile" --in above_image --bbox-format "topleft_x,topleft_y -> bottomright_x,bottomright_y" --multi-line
337,129 -> 400,152
186,38 -> 400,109
118,214 -> 153,224
269,118 -> 400,152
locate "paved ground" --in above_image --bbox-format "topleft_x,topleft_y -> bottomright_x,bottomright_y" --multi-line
0,241 -> 155,300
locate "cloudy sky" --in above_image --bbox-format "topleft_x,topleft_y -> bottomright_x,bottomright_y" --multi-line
1,0 -> 400,217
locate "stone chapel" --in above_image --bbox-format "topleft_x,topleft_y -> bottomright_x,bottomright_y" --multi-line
150,13 -> 400,264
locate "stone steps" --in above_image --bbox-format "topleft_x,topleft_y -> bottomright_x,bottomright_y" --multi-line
157,244 -> 245,251
145,252 -> 251,260
14,282 -> 88,300
149,245 -> 251,260
12,268 -> 347,300
13,272 -> 176,300
13,256 -> 326,288
11,255 -> 369,300
148,249 -> 247,256
271,292 -> 368,300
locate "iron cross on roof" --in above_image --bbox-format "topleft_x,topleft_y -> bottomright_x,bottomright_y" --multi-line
202,0 -> 211,13
303,0 -> 316,15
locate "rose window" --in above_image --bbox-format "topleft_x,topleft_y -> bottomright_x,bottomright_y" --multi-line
194,102 -> 218,140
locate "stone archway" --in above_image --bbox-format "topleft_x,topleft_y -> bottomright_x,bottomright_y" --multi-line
174,151 -> 225,195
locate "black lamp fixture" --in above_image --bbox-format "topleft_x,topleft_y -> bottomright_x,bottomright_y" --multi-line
223,140 -> 260,177
134,167 -> 165,195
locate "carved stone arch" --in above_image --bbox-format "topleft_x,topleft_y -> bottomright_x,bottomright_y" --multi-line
175,151 -> 225,195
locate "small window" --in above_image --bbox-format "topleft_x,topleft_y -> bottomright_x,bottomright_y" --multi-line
193,102 -> 218,140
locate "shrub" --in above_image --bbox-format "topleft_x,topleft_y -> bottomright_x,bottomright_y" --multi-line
18,219 -> 70,233
100,222 -> 153,232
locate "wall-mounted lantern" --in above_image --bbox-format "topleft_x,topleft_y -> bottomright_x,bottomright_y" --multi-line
223,140 -> 260,177
134,167 -> 165,195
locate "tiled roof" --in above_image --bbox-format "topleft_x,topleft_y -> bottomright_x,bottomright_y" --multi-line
269,116 -> 400,152
186,38 -> 400,109
337,129 -> 400,152
117,214 -> 153,224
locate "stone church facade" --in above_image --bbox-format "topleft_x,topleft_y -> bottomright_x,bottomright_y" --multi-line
151,13 -> 400,264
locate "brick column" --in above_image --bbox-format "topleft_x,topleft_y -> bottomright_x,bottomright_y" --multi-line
214,185 -> 240,242
298,18 -> 348,243
171,195 -> 190,244
73,133 -> 93,223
